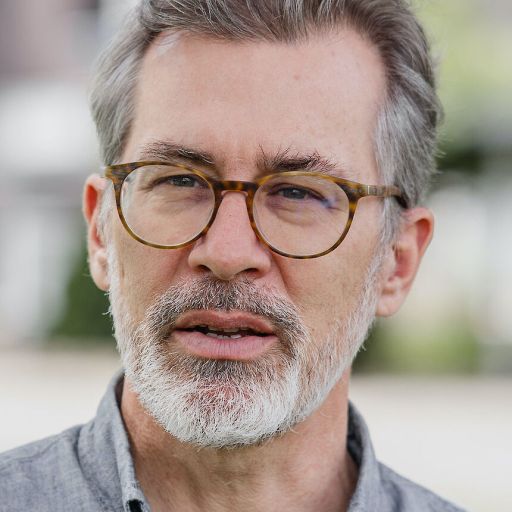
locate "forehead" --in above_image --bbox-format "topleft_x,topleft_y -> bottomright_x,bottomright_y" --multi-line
124,28 -> 386,182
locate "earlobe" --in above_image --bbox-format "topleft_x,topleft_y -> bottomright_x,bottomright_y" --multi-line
376,207 -> 434,317
83,174 -> 110,292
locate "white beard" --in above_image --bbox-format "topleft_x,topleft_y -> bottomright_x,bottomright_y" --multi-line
108,246 -> 382,448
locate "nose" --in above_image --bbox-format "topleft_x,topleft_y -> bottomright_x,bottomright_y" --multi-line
187,191 -> 272,280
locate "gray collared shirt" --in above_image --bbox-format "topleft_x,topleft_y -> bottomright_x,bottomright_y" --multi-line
0,372 -> 465,511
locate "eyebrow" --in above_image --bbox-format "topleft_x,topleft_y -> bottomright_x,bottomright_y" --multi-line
138,140 -> 216,168
137,140 -> 356,181
256,146 -> 355,180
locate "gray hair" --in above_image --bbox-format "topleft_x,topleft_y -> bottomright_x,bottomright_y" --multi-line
91,0 -> 442,243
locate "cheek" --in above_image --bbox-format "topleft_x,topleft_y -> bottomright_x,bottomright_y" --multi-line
279,258 -> 355,331
112,227 -> 182,319
278,237 -> 376,337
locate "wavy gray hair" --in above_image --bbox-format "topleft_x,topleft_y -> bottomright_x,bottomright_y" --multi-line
91,0 -> 442,243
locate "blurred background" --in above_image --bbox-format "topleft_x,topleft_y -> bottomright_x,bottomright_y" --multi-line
0,0 -> 511,510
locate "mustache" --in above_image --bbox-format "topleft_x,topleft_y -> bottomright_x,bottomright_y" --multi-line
140,275 -> 309,353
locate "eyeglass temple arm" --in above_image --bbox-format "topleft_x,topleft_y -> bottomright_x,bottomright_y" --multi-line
366,185 -> 408,208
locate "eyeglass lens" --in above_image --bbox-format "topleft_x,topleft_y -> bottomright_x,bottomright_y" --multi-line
120,164 -> 350,257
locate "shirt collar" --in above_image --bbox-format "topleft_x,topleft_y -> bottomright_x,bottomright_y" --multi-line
346,401 -> 383,511
83,371 -> 382,512
111,374 -> 149,512
79,369 -> 148,512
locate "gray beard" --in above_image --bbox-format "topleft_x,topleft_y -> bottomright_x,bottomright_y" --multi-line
108,250 -> 382,448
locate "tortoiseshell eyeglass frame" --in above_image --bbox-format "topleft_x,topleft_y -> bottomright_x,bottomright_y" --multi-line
103,160 -> 406,260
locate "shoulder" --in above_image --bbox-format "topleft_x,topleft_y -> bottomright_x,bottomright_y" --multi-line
0,425 -> 100,512
378,462 -> 467,512
0,425 -> 82,474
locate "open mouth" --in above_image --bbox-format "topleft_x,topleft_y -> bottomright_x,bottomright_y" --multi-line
173,312 -> 277,360
181,325 -> 271,340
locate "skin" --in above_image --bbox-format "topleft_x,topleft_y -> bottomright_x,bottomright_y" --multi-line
84,28 -> 433,512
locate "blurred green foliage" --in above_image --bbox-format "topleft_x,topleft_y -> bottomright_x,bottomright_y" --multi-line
353,321 -> 481,374
50,244 -> 113,343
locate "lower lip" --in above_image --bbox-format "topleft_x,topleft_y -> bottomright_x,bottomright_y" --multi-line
173,330 -> 278,360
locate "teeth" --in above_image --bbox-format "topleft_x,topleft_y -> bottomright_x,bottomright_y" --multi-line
206,332 -> 243,339
213,327 -> 244,333
206,325 -> 251,333
193,324 -> 259,335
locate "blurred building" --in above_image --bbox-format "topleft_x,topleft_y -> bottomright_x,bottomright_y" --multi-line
0,0 -> 135,343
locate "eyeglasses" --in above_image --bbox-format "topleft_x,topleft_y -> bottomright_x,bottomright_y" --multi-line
104,161 -> 404,259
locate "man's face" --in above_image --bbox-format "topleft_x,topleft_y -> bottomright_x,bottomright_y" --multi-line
104,28 -> 388,446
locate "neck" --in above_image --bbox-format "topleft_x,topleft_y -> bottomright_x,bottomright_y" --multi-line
121,373 -> 357,512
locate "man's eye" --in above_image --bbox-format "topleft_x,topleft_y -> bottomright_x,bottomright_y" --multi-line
274,186 -> 322,201
155,175 -> 201,187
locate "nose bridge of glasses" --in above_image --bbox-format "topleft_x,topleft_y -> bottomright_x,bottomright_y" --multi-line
215,180 -> 258,194
208,180 -> 259,241
214,180 -> 258,211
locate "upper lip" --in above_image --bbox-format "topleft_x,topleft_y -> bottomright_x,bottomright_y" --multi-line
174,310 -> 275,334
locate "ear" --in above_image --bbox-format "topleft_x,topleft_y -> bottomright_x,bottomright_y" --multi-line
376,207 -> 434,317
83,174 -> 110,292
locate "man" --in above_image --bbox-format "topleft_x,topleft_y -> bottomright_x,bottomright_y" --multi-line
0,1 -> 465,511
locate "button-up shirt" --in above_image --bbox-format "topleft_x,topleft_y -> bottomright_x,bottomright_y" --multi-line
0,372 -> 465,511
